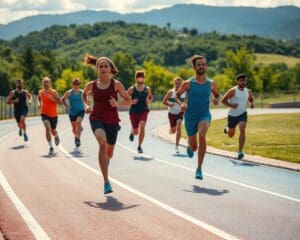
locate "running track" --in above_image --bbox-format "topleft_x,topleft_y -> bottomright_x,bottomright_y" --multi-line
0,109 -> 300,240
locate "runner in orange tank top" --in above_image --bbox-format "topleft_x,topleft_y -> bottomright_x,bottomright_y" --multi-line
37,77 -> 62,155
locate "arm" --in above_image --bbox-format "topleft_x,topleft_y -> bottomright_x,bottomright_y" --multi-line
211,81 -> 220,106
221,89 -> 238,109
248,89 -> 254,108
175,80 -> 190,111
146,86 -> 153,104
110,80 -> 131,107
52,91 -> 62,104
37,91 -> 42,108
82,81 -> 93,113
25,90 -> 32,104
162,90 -> 173,107
127,87 -> 137,105
61,91 -> 71,109
6,91 -> 17,104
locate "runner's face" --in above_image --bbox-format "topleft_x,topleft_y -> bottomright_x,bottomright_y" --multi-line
43,79 -> 50,88
73,81 -> 80,89
136,76 -> 144,84
174,79 -> 182,90
194,59 -> 207,75
98,60 -> 111,76
237,78 -> 247,89
16,81 -> 23,89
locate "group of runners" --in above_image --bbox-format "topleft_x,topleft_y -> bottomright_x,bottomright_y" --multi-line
6,54 -> 254,194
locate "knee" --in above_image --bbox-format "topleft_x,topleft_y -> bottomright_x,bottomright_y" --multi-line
133,129 -> 139,135
170,128 -> 176,134
190,142 -> 198,151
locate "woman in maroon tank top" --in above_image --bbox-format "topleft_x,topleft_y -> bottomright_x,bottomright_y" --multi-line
83,55 -> 130,194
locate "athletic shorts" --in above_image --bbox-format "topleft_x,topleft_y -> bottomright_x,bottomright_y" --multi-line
168,112 -> 184,128
69,110 -> 85,122
90,119 -> 121,145
184,114 -> 211,137
14,108 -> 28,123
41,114 -> 58,130
228,112 -> 247,129
129,110 -> 149,129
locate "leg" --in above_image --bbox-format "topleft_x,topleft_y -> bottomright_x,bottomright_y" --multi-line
227,128 -> 236,138
71,121 -> 77,136
238,121 -> 247,152
197,121 -> 209,169
20,116 -> 26,133
94,129 -> 109,183
175,119 -> 183,147
138,120 -> 146,147
76,117 -> 83,139
43,120 -> 52,142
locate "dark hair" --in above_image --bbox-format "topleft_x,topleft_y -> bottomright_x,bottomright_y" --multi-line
16,79 -> 23,83
135,70 -> 145,79
236,73 -> 247,81
85,54 -> 118,75
72,78 -> 81,85
191,55 -> 207,67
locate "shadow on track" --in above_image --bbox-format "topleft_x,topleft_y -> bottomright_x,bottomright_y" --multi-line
10,144 -> 27,150
229,160 -> 259,167
69,149 -> 85,158
184,185 -> 229,196
84,196 -> 139,211
133,156 -> 153,161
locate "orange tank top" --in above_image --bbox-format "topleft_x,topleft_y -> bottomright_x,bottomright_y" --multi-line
40,89 -> 58,117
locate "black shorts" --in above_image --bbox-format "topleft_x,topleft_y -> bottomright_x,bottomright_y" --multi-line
41,114 -> 58,129
14,108 -> 28,123
168,112 -> 184,128
228,112 -> 247,129
90,119 -> 121,145
69,110 -> 85,122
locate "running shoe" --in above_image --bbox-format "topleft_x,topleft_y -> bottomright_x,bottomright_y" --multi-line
104,182 -> 113,194
137,146 -> 143,154
49,147 -> 54,155
186,146 -> 194,158
237,151 -> 244,160
195,168 -> 203,180
54,135 -> 60,146
175,146 -> 180,154
24,133 -> 28,142
19,129 -> 22,136
224,126 -> 228,134
75,138 -> 81,147
129,132 -> 134,142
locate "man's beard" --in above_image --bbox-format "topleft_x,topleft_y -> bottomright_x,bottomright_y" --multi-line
196,69 -> 205,75
16,86 -> 22,90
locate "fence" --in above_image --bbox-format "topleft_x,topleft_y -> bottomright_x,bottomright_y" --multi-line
0,91 -> 299,120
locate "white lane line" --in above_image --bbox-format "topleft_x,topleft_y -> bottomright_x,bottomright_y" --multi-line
0,131 -> 51,239
118,143 -> 300,203
58,144 -> 240,240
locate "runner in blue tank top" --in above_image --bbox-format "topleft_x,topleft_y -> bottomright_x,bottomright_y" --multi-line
176,55 -> 220,180
62,78 -> 85,148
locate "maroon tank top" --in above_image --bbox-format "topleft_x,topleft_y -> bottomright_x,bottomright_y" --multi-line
90,79 -> 120,124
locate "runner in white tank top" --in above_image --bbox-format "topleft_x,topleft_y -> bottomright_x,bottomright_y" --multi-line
221,73 -> 254,160
162,77 -> 185,153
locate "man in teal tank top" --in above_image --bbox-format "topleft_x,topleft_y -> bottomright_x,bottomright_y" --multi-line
176,55 -> 220,180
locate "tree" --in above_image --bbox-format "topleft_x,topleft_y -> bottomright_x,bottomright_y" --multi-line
112,52 -> 136,89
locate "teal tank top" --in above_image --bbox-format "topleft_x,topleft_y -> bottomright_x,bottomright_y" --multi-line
69,89 -> 84,116
185,77 -> 211,121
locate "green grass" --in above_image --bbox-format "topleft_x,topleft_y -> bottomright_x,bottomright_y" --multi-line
255,53 -> 300,67
182,113 -> 300,163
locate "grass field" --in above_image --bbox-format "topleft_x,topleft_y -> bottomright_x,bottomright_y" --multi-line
182,113 -> 300,163
255,53 -> 300,67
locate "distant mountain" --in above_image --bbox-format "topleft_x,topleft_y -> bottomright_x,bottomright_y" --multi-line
0,4 -> 299,40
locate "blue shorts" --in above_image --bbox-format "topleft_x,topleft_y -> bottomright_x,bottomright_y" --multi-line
184,114 -> 211,137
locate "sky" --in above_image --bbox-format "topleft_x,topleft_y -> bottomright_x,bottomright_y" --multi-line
0,0 -> 299,24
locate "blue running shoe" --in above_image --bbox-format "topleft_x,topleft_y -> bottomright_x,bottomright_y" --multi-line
186,146 -> 194,158
237,151 -> 244,160
195,168 -> 203,180
129,132 -> 134,142
24,133 -> 28,142
104,182 -> 113,194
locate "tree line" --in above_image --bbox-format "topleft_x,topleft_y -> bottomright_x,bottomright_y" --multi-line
0,21 -> 299,96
